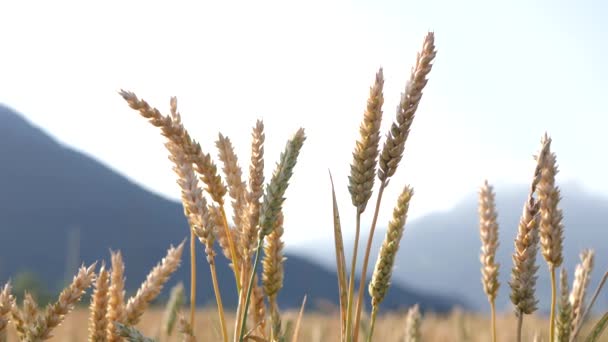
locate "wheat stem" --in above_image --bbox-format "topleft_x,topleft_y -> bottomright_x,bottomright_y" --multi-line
209,259 -> 229,342
345,212 -> 362,342
366,307 -> 378,342
353,181 -> 387,341
238,236 -> 264,342
189,230 -> 196,327
550,267 -> 557,342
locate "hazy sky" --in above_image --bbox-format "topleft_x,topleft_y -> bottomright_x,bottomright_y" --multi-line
1,0 -> 606,246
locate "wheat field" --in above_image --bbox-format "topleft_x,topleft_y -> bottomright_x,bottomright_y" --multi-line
1,32 -> 607,342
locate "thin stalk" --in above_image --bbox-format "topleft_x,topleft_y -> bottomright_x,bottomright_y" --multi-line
345,213 -> 362,341
516,311 -> 523,342
490,301 -> 497,342
209,260 -> 229,342
190,230 -> 196,327
550,267 -> 557,342
238,237 -> 264,342
219,205 -> 242,292
366,307 -> 378,342
353,181 -> 387,341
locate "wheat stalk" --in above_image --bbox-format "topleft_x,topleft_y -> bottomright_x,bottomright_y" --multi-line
125,243 -> 184,326
89,264 -> 110,342
478,180 -> 500,342
107,250 -> 127,342
346,68 -> 384,342
556,268 -> 573,342
354,32 -> 437,342
510,135 -> 550,342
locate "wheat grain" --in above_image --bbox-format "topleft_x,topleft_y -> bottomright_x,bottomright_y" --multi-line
259,128 -> 306,238
404,304 -> 421,342
125,243 -> 184,326
107,250 -> 127,342
217,133 -> 247,228
537,134 -> 564,268
349,68 -> 384,213
378,32 -> 436,182
369,186 -> 413,308
478,180 -> 500,303
569,249 -> 594,333
89,264 -> 110,342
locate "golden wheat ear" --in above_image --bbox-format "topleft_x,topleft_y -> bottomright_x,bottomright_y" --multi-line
89,263 -> 110,342
404,304 -> 421,342
30,263 -> 97,340
107,250 -> 127,342
569,249 -> 594,334
125,242 -> 185,326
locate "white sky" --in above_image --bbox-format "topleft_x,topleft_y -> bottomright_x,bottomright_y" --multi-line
1,0 -> 606,247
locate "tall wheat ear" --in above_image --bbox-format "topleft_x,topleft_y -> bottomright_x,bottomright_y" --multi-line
353,31 -> 437,342
536,133 -> 564,342
510,135 -> 550,342
367,186 -> 413,342
478,180 -> 500,342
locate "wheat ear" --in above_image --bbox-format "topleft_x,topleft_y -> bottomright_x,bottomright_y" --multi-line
510,135 -> 550,342
161,282 -> 185,338
377,32 -> 436,182
114,322 -> 155,342
238,128 -> 306,342
23,292 -> 40,331
217,133 -> 247,228
536,133 -> 564,342
367,186 -> 413,342
30,263 -> 96,341
354,32 -> 437,342
263,212 -> 286,339
125,243 -> 184,326
89,264 -> 110,342
404,304 -> 421,342
107,250 -> 127,342
120,92 -> 241,290
10,295 -> 27,340
569,249 -> 594,334
346,68 -> 384,342
478,180 -> 500,342
556,268 -> 573,342
0,283 -> 12,342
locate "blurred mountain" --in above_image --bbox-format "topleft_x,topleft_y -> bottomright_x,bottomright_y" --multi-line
298,182 -> 608,313
0,104 -> 462,312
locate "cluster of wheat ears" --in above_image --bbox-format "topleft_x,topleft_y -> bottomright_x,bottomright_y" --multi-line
1,32 -> 607,342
